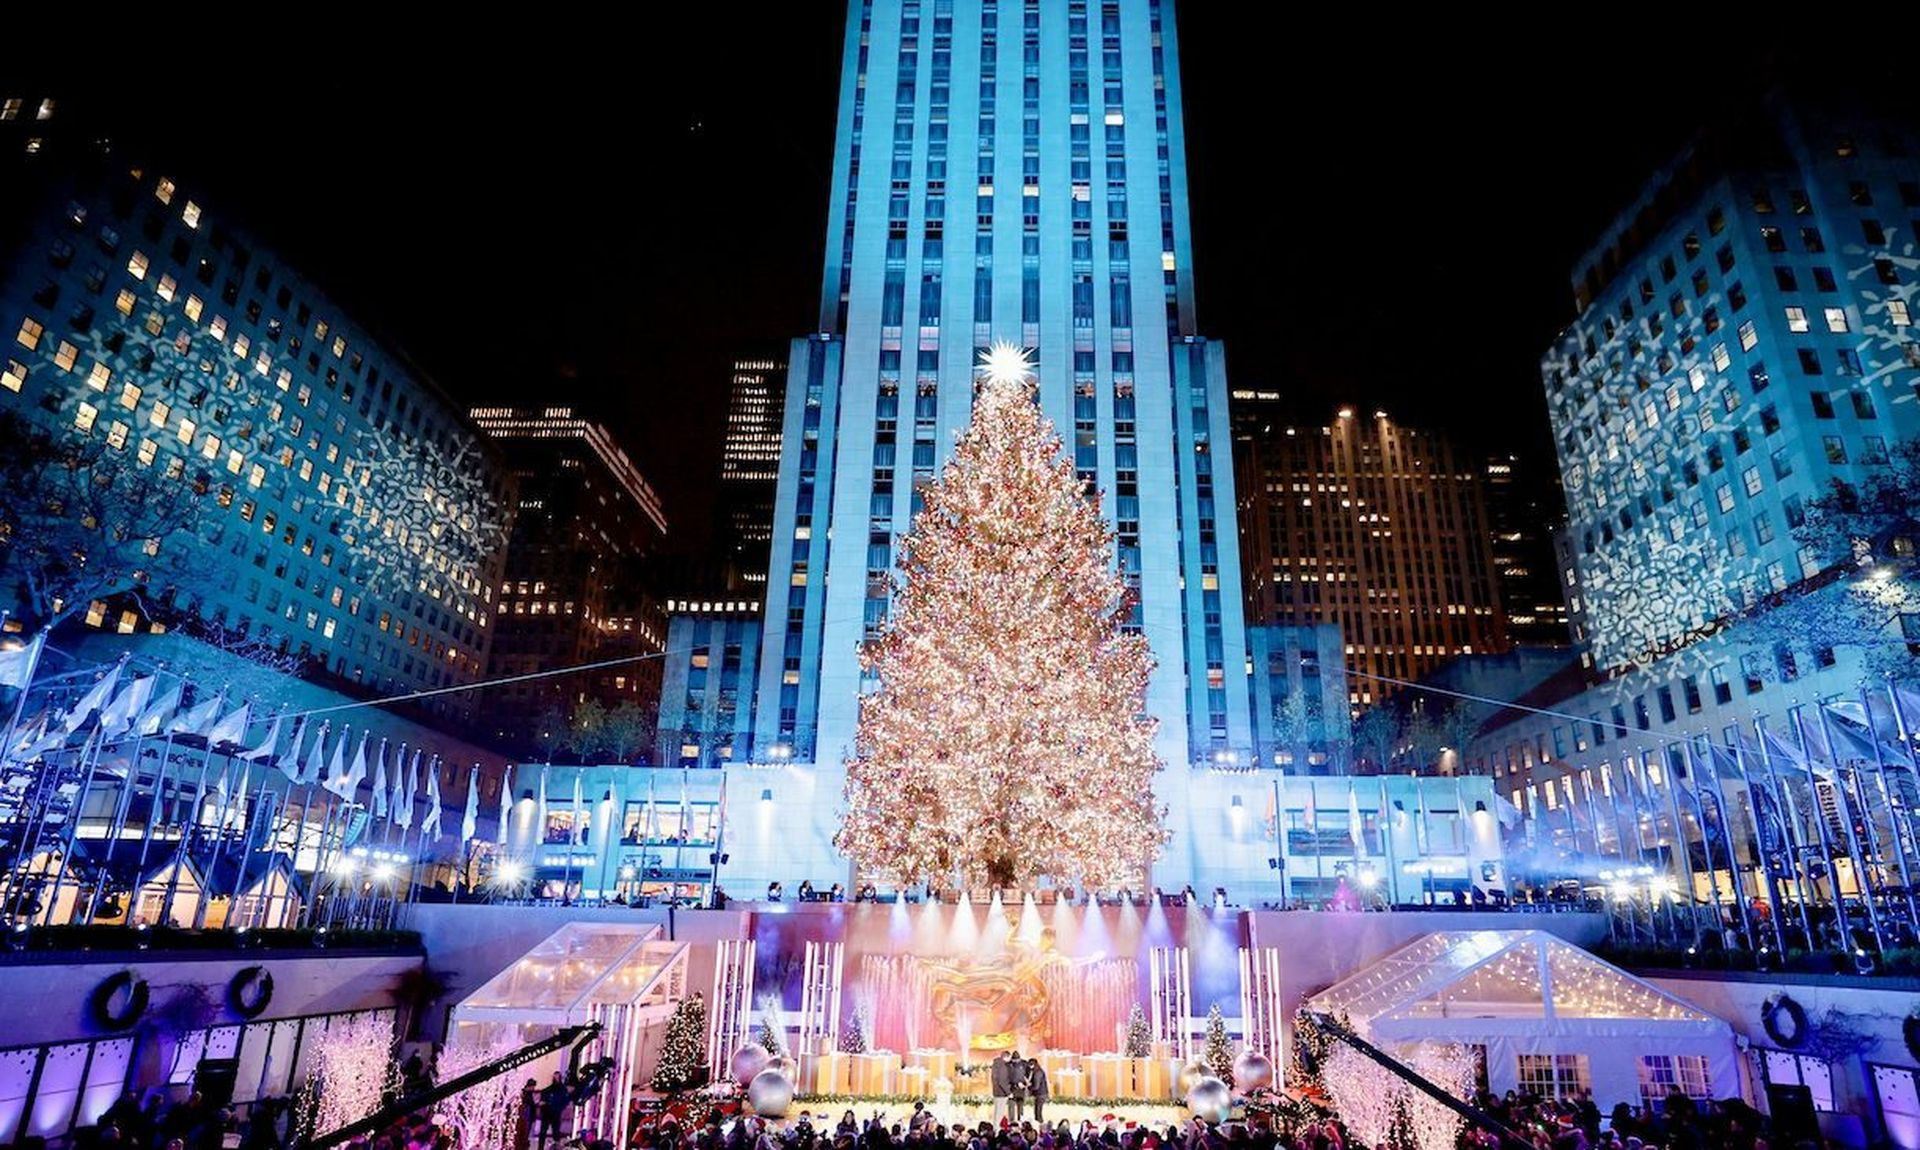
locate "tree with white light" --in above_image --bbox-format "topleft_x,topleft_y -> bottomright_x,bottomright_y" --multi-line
836,344 -> 1167,891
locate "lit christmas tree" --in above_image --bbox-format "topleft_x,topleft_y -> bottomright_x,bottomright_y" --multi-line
1203,1003 -> 1234,1085
1123,1003 -> 1152,1058
836,344 -> 1167,890
839,1004 -> 869,1054
650,994 -> 709,1093
756,995 -> 786,1057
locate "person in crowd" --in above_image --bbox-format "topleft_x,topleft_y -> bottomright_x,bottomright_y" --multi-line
538,1070 -> 572,1147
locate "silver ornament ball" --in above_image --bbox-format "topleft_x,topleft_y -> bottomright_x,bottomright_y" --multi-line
1231,1051 -> 1274,1093
1176,1061 -> 1210,1098
730,1042 -> 771,1085
748,1068 -> 795,1118
1187,1075 -> 1232,1125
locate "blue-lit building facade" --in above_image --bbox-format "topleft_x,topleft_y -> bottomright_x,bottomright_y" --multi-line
1464,94 -> 1920,916
742,0 -> 1252,887
0,144 -> 508,721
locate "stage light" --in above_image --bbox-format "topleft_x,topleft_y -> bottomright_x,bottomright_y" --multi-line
1356,868 -> 1378,891
371,862 -> 397,882
494,859 -> 529,888
1609,881 -> 1634,903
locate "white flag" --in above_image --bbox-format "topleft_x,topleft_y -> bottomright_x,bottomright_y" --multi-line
206,702 -> 252,748
496,764 -> 514,846
334,732 -> 369,802
537,767 -> 549,843
370,740 -> 390,819
168,691 -> 223,737
61,666 -> 122,734
301,723 -> 329,786
422,758 -> 443,836
0,632 -> 43,689
571,774 -> 585,846
461,766 -> 479,842
224,763 -> 253,832
275,717 -> 308,781
97,675 -> 155,738
135,682 -> 182,737
238,712 -> 282,762
396,751 -> 417,831
324,730 -> 347,794
5,712 -> 50,761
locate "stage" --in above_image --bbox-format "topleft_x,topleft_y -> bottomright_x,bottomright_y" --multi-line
783,1099 -> 1192,1132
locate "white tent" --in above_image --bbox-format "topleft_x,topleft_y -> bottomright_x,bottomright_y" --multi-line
451,923 -> 690,1147
1305,930 -> 1738,1110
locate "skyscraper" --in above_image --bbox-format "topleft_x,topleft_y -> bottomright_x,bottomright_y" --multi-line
716,354 -> 787,589
1483,454 -> 1571,648
469,405 -> 669,753
742,0 -> 1252,884
0,152 -> 508,720
1233,404 -> 1509,708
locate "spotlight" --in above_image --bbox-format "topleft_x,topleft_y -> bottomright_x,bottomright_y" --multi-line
132,922 -> 151,951
3,922 -> 30,951
313,927 -> 330,950
233,926 -> 252,950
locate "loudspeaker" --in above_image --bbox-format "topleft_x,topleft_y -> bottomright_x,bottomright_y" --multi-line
196,1057 -> 241,1111
1764,1083 -> 1818,1143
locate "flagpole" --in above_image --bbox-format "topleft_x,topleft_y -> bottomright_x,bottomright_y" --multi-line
1272,776 -> 1286,911
1834,708 -> 1894,933
1815,704 -> 1884,953
1788,706 -> 1850,949
1756,718 -> 1817,949
1874,684 -> 1920,933
1599,762 -> 1634,942
82,725 -> 148,926
1684,738 -> 1742,948
1376,777 -> 1394,911
194,746 -> 246,932
1654,747 -> 1701,943
9,655 -> 125,919
158,751 -> 211,930
39,730 -> 103,926
0,629 -> 50,776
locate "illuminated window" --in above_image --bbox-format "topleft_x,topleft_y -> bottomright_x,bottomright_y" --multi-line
313,320 -> 329,341
150,400 -> 170,428
137,439 -> 157,466
232,333 -> 249,358
117,382 -> 141,410
201,434 -> 220,461
106,421 -> 129,450
155,178 -> 176,205
332,336 -> 346,358
184,295 -> 204,323
1784,306 -> 1809,333
54,341 -> 78,371
86,362 -> 111,391
248,463 -> 266,488
182,201 -> 202,230
276,369 -> 292,391
1517,1053 -> 1590,1100
15,317 -> 44,350
1824,307 -> 1848,333
127,251 -> 150,280
0,99 -> 17,121
75,402 -> 98,432
156,275 -> 176,303
2,359 -> 25,392
1892,300 -> 1912,327
35,99 -> 53,120
176,416 -> 196,444
1710,344 -> 1730,372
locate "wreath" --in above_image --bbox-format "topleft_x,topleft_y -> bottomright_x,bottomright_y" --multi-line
1903,1011 -> 1920,1063
229,966 -> 274,1019
1762,994 -> 1807,1048
90,970 -> 150,1031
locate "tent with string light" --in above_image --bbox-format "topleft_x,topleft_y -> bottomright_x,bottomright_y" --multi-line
1304,930 -> 1738,1109
449,922 -> 689,1148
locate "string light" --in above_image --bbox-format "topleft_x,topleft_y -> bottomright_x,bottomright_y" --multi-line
837,369 -> 1165,889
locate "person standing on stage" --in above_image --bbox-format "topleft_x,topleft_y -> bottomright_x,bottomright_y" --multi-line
1027,1057 -> 1049,1125
989,1051 -> 1012,1124
1008,1052 -> 1029,1123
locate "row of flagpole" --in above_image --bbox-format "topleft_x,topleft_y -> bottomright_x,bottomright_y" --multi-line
0,633 -> 508,930
1518,680 -> 1920,954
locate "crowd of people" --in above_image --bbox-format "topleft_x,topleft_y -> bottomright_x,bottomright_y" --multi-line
1471,1086 -> 1780,1150
51,1059 -> 1795,1150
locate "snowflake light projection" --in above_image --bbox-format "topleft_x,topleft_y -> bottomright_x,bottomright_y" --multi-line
342,431 -> 505,601
1323,1040 -> 1471,1150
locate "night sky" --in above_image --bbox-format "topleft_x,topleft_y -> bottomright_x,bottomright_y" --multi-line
40,11 -> 1818,563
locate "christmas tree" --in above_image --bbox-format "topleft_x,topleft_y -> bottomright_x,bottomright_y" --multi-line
1123,1003 -> 1152,1058
836,344 -> 1168,890
650,994 -> 708,1093
1203,1003 -> 1234,1085
839,1005 -> 869,1054
757,995 -> 786,1057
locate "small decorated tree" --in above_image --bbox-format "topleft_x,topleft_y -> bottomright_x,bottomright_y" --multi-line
757,995 -> 786,1057
840,1004 -> 870,1054
1123,1003 -> 1152,1058
1203,1004 -> 1234,1085
651,994 -> 709,1093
